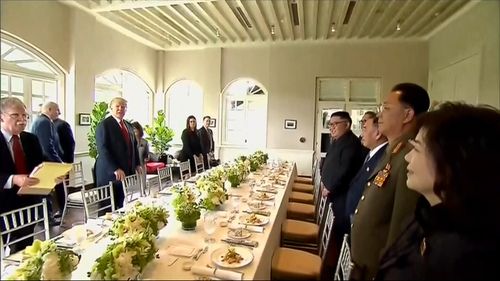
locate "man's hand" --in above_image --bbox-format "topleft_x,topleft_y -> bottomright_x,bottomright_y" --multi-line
13,175 -> 40,188
321,182 -> 330,197
114,169 -> 126,181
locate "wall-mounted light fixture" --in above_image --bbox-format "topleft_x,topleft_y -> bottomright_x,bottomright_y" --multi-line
215,28 -> 220,37
271,25 -> 275,35
331,22 -> 336,33
396,20 -> 401,31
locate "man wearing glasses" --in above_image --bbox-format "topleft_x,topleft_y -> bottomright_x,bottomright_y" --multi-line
0,97 -> 44,253
320,111 -> 367,273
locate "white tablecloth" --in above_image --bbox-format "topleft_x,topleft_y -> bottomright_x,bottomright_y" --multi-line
71,163 -> 297,280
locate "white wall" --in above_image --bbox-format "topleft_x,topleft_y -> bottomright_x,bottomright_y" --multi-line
163,41 -> 428,175
1,0 -> 158,182
428,1 -> 500,107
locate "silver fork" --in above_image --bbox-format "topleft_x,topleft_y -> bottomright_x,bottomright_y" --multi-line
194,246 -> 209,261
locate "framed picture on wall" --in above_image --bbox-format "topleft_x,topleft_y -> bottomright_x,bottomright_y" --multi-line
284,119 -> 297,129
79,113 -> 91,126
209,118 -> 216,128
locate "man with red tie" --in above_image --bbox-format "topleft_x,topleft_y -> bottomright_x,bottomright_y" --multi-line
95,97 -> 141,209
0,97 -> 44,253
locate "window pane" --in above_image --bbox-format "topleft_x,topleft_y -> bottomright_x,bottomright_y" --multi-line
31,96 -> 44,112
3,49 -> 32,62
32,80 -> 43,96
11,76 -> 23,93
319,78 -> 347,101
1,74 -> 8,91
1,91 -> 9,98
44,81 -> 57,101
12,93 -> 24,103
17,62 -> 52,73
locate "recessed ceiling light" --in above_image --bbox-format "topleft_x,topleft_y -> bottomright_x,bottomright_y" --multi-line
396,20 -> 401,31
271,25 -> 275,35
331,22 -> 336,33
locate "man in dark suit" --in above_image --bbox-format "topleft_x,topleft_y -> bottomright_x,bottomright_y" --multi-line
320,111 -> 367,272
95,97 -> 140,209
0,97 -> 44,253
54,117 -> 75,163
350,83 -> 430,280
345,115 -> 388,230
30,101 -> 64,222
197,115 -> 214,169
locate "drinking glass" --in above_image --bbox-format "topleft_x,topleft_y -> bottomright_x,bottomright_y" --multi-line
203,211 -> 217,243
71,222 -> 87,253
231,196 -> 241,214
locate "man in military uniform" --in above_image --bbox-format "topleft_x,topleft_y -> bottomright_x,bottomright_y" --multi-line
350,83 -> 430,280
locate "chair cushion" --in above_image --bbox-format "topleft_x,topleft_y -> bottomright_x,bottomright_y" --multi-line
295,176 -> 313,185
282,219 -> 319,244
292,183 -> 314,194
271,247 -> 322,280
68,192 -> 83,203
146,162 -> 165,174
287,202 -> 315,221
289,191 -> 314,204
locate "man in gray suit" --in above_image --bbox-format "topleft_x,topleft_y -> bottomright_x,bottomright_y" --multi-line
350,83 -> 430,280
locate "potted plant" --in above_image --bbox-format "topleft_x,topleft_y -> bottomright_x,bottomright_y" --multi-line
144,110 -> 175,163
87,102 -> 109,184
172,185 -> 201,230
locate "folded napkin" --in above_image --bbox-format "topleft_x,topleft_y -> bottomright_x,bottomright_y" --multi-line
228,224 -> 264,233
255,189 -> 278,194
167,245 -> 197,257
191,265 -> 243,280
221,238 -> 259,248
243,209 -> 271,217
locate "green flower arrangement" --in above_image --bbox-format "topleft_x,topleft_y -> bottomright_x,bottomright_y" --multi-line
226,165 -> 242,188
196,176 -> 228,210
89,233 -> 157,280
7,240 -> 79,280
109,202 -> 169,238
172,185 -> 201,230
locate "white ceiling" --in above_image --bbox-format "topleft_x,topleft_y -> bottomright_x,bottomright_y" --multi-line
66,0 -> 474,50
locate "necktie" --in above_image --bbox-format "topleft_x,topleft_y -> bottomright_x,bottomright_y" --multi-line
119,120 -> 131,148
363,153 -> 371,164
12,135 -> 28,174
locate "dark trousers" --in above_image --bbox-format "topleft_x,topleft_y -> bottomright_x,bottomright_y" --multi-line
203,153 -> 210,170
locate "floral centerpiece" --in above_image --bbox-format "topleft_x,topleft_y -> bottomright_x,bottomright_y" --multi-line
89,233 -> 158,280
249,150 -> 269,171
226,165 -> 242,188
172,185 -> 201,230
7,240 -> 79,280
109,202 -> 169,238
196,176 -> 228,210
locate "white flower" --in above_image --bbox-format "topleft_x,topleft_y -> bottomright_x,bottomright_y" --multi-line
115,251 -> 140,280
41,252 -> 65,280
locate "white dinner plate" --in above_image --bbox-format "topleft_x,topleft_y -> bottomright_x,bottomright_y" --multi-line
211,246 -> 253,269
251,192 -> 275,201
62,223 -> 102,241
239,214 -> 269,226
248,201 -> 267,211
228,228 -> 251,239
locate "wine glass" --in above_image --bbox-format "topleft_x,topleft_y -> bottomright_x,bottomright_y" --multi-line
231,196 -> 241,214
71,222 -> 87,253
203,211 -> 217,243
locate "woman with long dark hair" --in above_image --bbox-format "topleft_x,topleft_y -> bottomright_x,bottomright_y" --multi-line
376,102 -> 500,280
179,115 -> 202,173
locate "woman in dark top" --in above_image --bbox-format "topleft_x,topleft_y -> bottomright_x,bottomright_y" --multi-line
131,121 -> 149,167
180,115 -> 202,173
376,102 -> 500,280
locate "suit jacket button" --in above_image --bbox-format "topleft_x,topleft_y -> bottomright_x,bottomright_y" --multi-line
367,182 -> 371,187
366,167 -> 370,172
361,195 -> 365,201
351,223 -> 353,228
354,209 -> 358,214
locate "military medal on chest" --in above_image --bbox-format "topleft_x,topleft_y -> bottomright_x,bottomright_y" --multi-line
373,163 -> 391,188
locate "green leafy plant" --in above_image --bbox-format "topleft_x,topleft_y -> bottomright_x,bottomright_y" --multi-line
172,185 -> 201,230
144,110 -> 175,156
88,102 -> 109,159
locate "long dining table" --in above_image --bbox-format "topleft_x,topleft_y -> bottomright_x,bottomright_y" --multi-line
69,162 -> 297,280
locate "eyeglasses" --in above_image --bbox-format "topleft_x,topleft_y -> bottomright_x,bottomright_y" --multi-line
328,121 -> 347,128
3,112 -> 30,120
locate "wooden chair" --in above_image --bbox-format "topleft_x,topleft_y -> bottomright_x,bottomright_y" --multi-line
121,173 -> 143,205
82,182 -> 115,220
179,160 -> 192,181
60,161 -> 86,226
272,203 -> 335,280
1,198 -> 50,258
157,166 -> 173,191
334,234 -> 352,281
